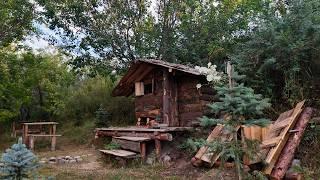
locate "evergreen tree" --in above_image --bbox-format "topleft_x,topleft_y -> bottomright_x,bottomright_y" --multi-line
189,64 -> 270,179
0,138 -> 39,180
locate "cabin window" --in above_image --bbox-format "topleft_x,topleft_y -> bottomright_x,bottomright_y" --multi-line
144,83 -> 153,94
135,82 -> 144,96
135,80 -> 154,96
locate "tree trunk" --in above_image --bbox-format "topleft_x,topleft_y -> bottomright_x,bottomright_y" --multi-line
270,107 -> 314,180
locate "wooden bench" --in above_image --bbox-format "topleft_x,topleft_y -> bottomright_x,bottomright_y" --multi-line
28,134 -> 62,151
99,149 -> 138,158
113,136 -> 151,161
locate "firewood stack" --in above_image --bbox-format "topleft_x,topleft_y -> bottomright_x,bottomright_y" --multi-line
191,100 -> 314,180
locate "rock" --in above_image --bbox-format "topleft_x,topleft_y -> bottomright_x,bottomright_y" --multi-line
74,156 -> 81,159
39,161 -> 46,164
49,157 -> 56,162
76,158 -> 83,162
146,157 -> 155,165
48,161 -> 56,164
65,156 -> 72,160
69,159 -> 77,163
57,158 -> 66,164
163,155 -> 171,162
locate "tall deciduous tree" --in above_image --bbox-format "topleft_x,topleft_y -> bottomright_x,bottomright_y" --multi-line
0,49 -> 74,122
35,0 -> 269,72
0,0 -> 35,47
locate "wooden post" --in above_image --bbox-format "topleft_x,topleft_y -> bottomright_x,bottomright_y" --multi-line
11,122 -> 16,137
163,69 -> 170,125
154,131 -> 161,160
170,75 -> 179,126
155,139 -> 161,160
140,142 -> 146,161
29,136 -> 34,151
51,124 -> 57,151
23,124 -> 29,145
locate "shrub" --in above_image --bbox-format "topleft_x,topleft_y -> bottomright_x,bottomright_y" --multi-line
0,137 -> 39,179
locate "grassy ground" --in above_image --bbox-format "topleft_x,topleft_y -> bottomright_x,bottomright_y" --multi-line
2,117 -> 320,179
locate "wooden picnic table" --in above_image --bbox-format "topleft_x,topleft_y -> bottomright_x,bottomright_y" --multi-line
22,122 -> 60,151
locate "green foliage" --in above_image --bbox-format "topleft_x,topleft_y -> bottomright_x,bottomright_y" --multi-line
190,71 -> 270,179
61,120 -> 96,144
232,0 -> 320,106
200,83 -> 271,129
63,76 -> 135,126
0,0 -> 34,47
95,105 -> 110,128
104,142 -> 121,150
35,0 -> 269,72
0,50 -> 74,122
0,138 -> 39,179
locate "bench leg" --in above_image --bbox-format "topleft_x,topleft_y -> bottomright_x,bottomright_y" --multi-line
155,139 -> 161,161
51,137 -> 56,151
29,136 -> 34,151
51,125 -> 56,151
140,142 -> 146,161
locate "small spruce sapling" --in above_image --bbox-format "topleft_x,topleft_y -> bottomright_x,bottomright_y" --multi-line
0,137 -> 39,180
192,62 -> 271,180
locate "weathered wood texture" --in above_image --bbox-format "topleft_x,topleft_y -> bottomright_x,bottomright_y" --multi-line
177,76 -> 206,126
112,138 -> 141,153
270,107 -> 313,180
263,100 -> 305,174
100,149 -> 138,158
135,70 -> 163,121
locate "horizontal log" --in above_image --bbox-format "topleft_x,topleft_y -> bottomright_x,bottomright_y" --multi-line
270,107 -> 314,180
96,131 -> 173,141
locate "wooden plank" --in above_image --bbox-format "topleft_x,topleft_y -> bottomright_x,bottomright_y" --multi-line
22,122 -> 59,125
27,134 -> 62,137
269,117 -> 292,132
112,138 -> 141,152
250,126 -> 262,141
96,126 -> 193,132
114,136 -> 151,142
263,100 -> 305,174
99,149 -> 137,158
271,107 -> 313,179
260,137 -> 281,149
192,125 -> 224,164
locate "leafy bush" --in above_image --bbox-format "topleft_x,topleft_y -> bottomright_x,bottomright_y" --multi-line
63,76 -> 135,126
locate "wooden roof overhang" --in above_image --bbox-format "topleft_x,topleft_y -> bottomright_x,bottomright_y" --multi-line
112,59 -> 202,97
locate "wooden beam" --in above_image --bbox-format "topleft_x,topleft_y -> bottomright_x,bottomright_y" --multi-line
270,107 -> 313,179
263,100 -> 305,174
163,69 -> 170,125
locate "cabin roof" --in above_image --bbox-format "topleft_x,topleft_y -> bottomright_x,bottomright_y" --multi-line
112,59 -> 202,96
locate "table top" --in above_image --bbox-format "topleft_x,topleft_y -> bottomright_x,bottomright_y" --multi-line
22,122 -> 59,125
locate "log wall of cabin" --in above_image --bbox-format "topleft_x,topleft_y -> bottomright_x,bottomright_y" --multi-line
135,69 -> 163,122
177,76 -> 217,127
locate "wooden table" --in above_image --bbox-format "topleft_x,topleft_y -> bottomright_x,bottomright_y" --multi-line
22,122 -> 60,151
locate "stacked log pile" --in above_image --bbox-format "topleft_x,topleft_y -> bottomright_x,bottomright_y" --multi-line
191,100 -> 314,179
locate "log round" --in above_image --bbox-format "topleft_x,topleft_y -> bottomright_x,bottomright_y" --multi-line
270,107 -> 314,180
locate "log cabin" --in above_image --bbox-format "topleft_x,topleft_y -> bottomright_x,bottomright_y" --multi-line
96,59 -> 218,160
112,59 -> 217,127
